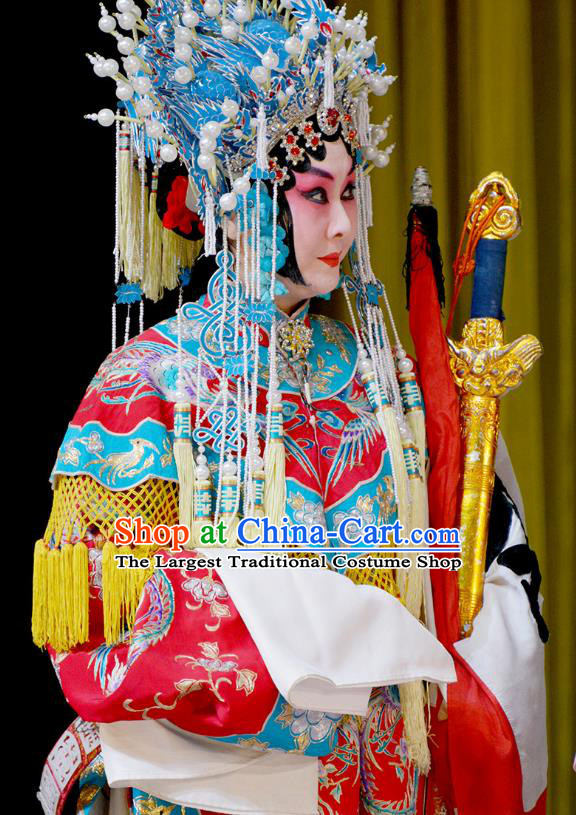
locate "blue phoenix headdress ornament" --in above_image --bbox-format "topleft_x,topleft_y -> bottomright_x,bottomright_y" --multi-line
87,0 -> 396,304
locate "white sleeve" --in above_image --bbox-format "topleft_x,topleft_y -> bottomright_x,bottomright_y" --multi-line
210,550 -> 456,717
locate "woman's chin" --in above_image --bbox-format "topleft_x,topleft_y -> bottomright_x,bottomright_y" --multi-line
310,264 -> 341,296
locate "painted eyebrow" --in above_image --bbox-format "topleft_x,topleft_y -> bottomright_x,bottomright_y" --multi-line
306,166 -> 333,180
304,159 -> 356,181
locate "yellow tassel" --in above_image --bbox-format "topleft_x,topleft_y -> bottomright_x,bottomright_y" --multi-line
32,540 -> 48,647
175,440 -> 196,530
375,405 -> 411,530
61,543 -> 75,645
46,549 -> 64,652
264,405 -> 286,528
399,680 -> 431,775
406,406 -> 429,533
103,541 -> 150,641
182,234 -> 202,270
172,234 -> 191,286
102,541 -> 124,644
125,555 -> 151,629
118,130 -> 135,278
144,166 -> 164,301
129,163 -> 147,283
174,403 -> 196,534
407,410 -> 427,472
32,540 -> 91,651
397,557 -> 424,618
161,229 -> 202,293
397,463 -> 429,777
409,473 -> 428,534
73,541 -> 89,644
264,443 -> 286,528
395,420 -> 430,774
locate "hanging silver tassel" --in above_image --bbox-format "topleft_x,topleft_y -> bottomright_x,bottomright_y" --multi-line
204,190 -> 217,256
256,104 -> 268,171
323,46 -> 335,109
363,169 -> 373,228
357,93 -> 370,145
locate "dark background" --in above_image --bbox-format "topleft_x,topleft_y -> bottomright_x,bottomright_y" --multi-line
20,5 -> 182,811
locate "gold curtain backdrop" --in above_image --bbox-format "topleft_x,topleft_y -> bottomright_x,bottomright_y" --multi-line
328,1 -> 574,811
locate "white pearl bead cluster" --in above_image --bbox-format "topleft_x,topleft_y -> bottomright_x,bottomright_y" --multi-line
204,0 -> 221,18
89,0 -> 399,204
222,456 -> 237,477
250,45 -> 280,86
195,445 -> 210,480
333,8 -> 367,40
98,2 -> 142,45
197,119 -> 223,171
173,12 -> 197,84
182,3 -> 200,29
357,345 -> 374,375
233,0 -> 250,24
361,116 -> 396,167
394,344 -> 414,374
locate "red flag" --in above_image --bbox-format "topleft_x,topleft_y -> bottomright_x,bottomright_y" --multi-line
406,210 -> 461,643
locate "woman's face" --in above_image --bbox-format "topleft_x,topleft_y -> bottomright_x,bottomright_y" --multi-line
280,138 -> 357,307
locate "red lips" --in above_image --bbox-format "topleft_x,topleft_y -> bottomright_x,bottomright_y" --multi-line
318,253 -> 341,267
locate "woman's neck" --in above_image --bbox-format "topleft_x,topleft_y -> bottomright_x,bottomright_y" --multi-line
274,292 -> 310,318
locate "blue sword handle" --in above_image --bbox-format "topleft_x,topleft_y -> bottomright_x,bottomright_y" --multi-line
471,238 -> 507,321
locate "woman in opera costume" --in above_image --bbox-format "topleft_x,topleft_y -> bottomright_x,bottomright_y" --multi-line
32,2 -> 547,814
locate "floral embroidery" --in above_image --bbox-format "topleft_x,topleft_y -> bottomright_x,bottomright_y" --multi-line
59,440 -> 80,466
287,492 -> 327,530
160,437 -> 174,468
133,794 -> 176,814
276,705 -> 342,752
123,641 -> 257,719
333,494 -> 378,542
317,315 -> 352,363
180,570 -> 231,632
310,355 -> 343,393
376,477 -> 397,524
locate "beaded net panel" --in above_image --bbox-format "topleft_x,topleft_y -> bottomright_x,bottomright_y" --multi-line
45,475 -> 180,548
46,476 -> 397,598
